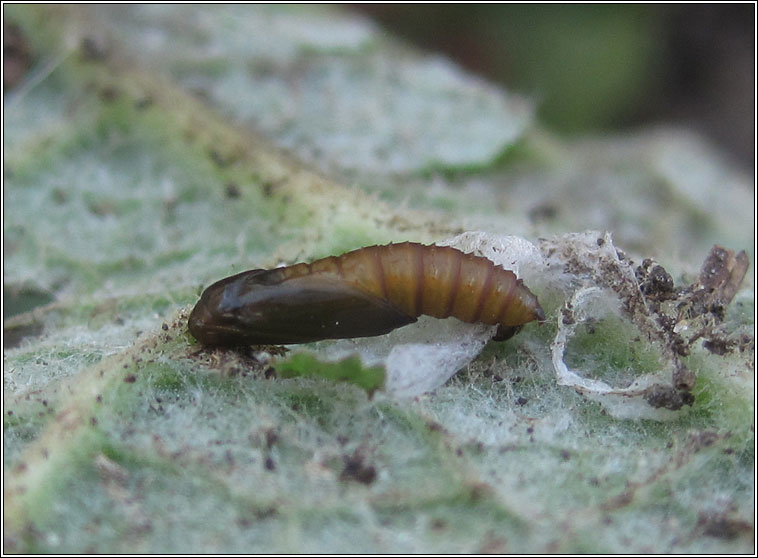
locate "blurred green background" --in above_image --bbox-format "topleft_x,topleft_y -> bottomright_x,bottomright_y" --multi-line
354,4 -> 754,171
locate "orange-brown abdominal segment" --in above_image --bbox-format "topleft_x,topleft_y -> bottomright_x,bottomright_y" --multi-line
413,244 -> 425,316
448,255 -> 492,323
474,266 -> 506,325
420,245 -> 461,319
332,250 -> 368,292
379,243 -> 420,317
500,281 -> 545,326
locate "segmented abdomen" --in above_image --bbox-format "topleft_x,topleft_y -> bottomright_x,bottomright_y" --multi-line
278,242 -> 543,327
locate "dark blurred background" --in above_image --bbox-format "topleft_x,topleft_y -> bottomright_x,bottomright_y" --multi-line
353,4 -> 755,171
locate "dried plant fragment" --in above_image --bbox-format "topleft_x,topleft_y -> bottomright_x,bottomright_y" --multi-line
687,245 -> 749,321
548,234 -> 751,419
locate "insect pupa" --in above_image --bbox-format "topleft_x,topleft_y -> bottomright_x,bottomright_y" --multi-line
188,242 -> 545,346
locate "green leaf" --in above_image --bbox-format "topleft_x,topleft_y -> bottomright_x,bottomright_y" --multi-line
277,353 -> 386,395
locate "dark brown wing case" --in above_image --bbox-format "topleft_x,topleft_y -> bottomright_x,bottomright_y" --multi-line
188,269 -> 416,346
